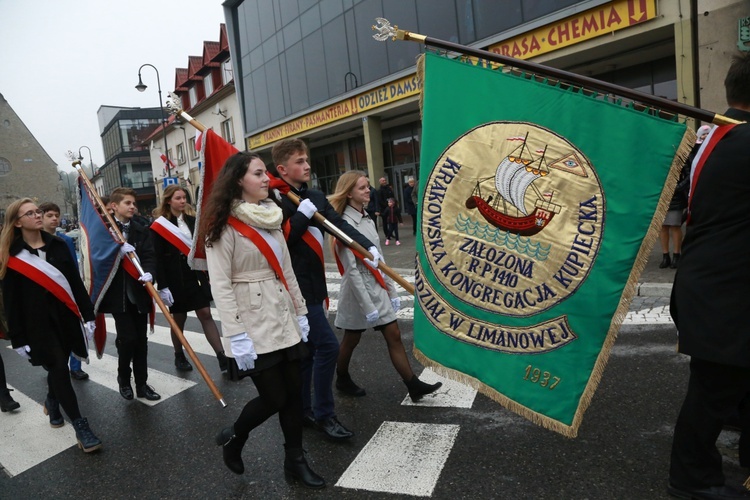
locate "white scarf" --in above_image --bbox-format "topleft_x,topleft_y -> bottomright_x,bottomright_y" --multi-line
231,199 -> 283,229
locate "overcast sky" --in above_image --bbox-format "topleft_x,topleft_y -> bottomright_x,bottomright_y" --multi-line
0,0 -> 226,172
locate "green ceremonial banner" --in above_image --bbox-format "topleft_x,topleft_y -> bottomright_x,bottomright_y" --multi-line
414,52 -> 694,437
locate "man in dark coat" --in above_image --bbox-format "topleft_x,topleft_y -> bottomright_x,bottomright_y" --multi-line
375,177 -> 394,239
365,176 -> 378,231
98,188 -> 160,402
403,177 -> 417,236
668,53 -> 750,499
271,138 -> 380,441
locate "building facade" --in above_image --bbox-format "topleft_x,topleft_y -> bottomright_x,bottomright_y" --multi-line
0,92 -> 64,222
143,23 -> 243,206
222,0 -> 747,208
97,105 -> 161,214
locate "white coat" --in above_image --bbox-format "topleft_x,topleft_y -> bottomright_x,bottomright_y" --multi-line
333,205 -> 397,330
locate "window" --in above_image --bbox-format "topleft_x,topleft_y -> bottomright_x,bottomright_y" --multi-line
189,137 -> 199,159
204,74 -> 214,97
188,87 -> 198,108
221,118 -> 235,144
222,58 -> 233,85
0,157 -> 10,175
176,143 -> 186,165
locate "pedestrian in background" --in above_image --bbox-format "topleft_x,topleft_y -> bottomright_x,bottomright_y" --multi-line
383,198 -> 402,246
328,171 -> 441,401
668,53 -> 750,499
365,176 -> 378,231
375,177 -> 394,239
0,198 -> 101,451
202,152 -> 324,489
403,177 -> 417,236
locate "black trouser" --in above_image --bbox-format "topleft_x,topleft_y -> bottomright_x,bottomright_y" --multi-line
43,343 -> 82,421
0,350 -> 8,391
112,303 -> 149,386
670,357 -> 750,488
385,222 -> 399,241
234,359 -> 303,449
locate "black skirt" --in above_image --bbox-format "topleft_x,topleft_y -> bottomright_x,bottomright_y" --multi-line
170,270 -> 212,313
226,341 -> 309,381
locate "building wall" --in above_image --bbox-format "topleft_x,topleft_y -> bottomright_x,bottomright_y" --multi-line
0,93 -> 64,220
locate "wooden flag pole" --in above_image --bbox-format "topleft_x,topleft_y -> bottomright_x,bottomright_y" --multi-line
372,18 -> 741,126
165,95 -> 415,295
67,152 -> 226,408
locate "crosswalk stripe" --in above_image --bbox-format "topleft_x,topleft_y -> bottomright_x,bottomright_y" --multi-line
80,351 -> 197,406
401,368 -> 477,408
0,385 -> 79,477
335,421 -> 460,496
104,317 -> 217,356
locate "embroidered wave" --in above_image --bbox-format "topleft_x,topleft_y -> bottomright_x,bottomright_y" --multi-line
455,214 -> 551,261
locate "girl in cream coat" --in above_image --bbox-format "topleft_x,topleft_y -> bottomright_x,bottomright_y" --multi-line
329,170 -> 441,402
200,152 -> 325,489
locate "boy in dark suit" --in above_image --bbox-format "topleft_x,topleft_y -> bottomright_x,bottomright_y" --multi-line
98,188 -> 160,401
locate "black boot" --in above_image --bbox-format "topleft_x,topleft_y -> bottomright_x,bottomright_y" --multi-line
216,426 -> 246,474
284,447 -> 326,489
336,372 -> 366,397
72,417 -> 102,453
174,351 -> 193,372
216,351 -> 228,372
404,376 -> 442,402
44,395 -> 65,428
670,253 -> 680,269
658,253 -> 671,269
0,389 -> 19,412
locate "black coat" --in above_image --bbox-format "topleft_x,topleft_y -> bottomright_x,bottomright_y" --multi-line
671,108 -> 750,367
277,182 -> 375,305
3,231 -> 94,366
98,218 -> 157,314
376,184 -> 395,213
403,185 -> 416,216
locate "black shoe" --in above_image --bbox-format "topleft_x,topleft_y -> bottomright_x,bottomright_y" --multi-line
174,351 -> 193,372
72,417 -> 102,453
670,253 -> 680,269
284,447 -> 326,489
117,376 -> 134,400
315,417 -> 353,441
667,482 -> 750,499
404,375 -> 442,402
659,253 -> 671,269
336,373 -> 366,397
217,351 -> 228,372
136,384 -> 161,401
43,396 -> 64,428
70,369 -> 89,381
0,389 -> 20,412
215,426 -> 245,474
302,413 -> 316,428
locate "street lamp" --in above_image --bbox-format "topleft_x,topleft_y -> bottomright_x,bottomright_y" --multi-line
135,63 -> 171,179
78,145 -> 95,178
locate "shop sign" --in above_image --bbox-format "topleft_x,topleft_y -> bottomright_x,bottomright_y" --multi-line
738,16 -> 750,51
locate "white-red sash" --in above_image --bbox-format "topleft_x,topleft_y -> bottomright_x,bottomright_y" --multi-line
334,241 -> 387,290
151,216 -> 192,257
687,124 -> 737,224
7,249 -> 82,320
227,216 -> 289,291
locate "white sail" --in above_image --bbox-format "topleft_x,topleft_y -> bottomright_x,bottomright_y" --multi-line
495,158 -> 540,215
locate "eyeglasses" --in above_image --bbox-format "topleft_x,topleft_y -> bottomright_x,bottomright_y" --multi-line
20,209 -> 44,218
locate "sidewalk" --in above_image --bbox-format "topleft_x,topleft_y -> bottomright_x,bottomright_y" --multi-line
323,216 -> 675,297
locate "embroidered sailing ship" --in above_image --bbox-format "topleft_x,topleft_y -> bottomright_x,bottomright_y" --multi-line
465,133 -> 562,237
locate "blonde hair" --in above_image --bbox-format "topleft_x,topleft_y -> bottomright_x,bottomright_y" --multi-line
328,170 -> 366,215
0,197 -> 34,278
157,185 -> 187,219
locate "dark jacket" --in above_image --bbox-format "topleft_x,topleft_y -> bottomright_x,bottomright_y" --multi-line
376,184 -> 394,213
384,204 -> 402,224
3,231 -> 94,366
671,108 -> 750,367
98,218 -> 157,314
403,185 -> 416,216
366,186 -> 378,214
277,182 -> 375,305
668,145 -> 696,212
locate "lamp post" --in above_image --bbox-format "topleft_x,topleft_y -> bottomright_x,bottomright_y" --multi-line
78,145 -> 95,178
135,63 -> 171,180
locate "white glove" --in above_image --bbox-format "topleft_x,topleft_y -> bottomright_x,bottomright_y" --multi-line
297,315 -> 310,342
364,246 -> 382,268
391,297 -> 401,313
366,310 -> 380,324
138,272 -> 153,283
158,288 -> 174,307
85,321 -> 96,342
298,199 -> 317,219
14,345 -> 31,360
230,333 -> 258,371
120,242 -> 135,255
